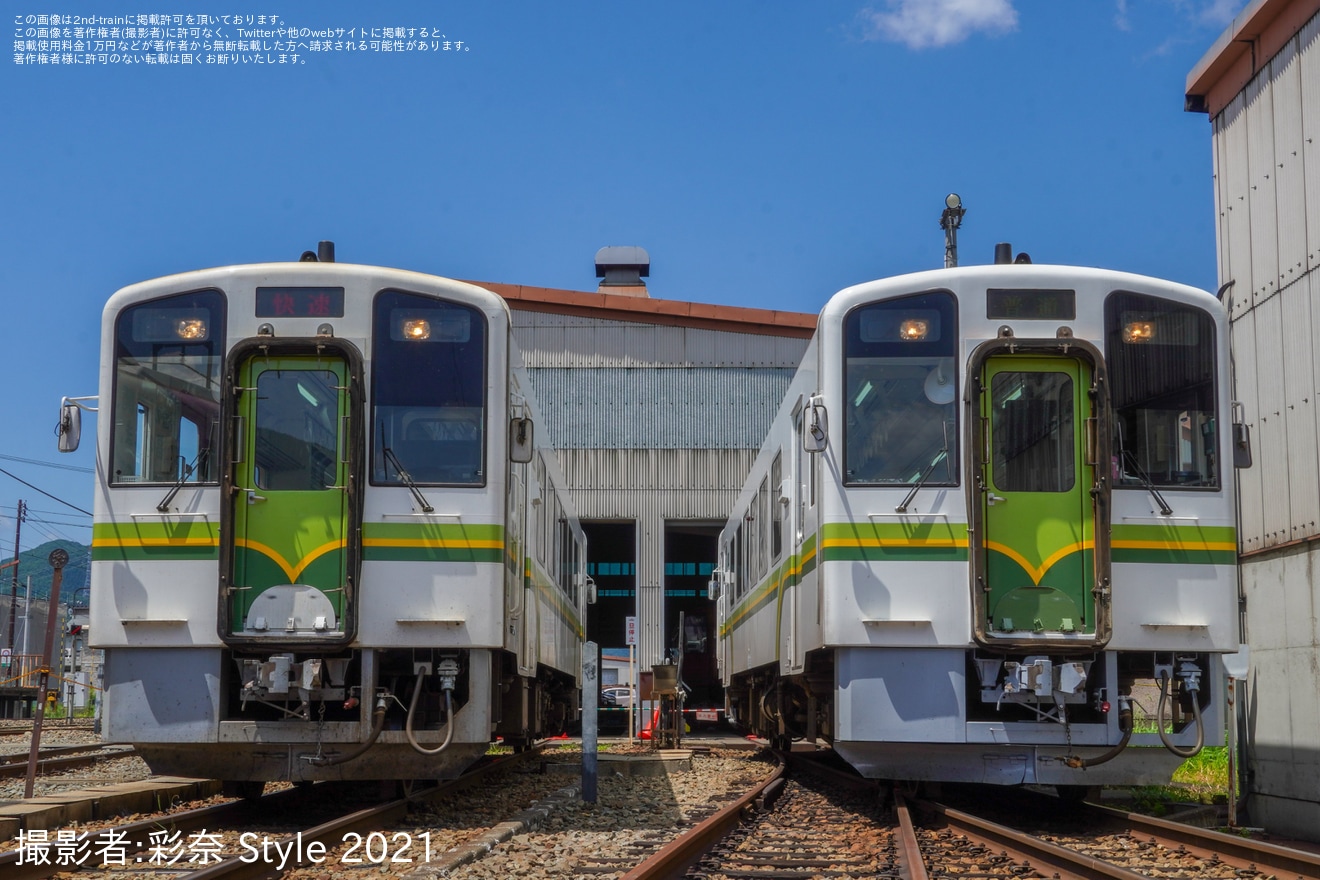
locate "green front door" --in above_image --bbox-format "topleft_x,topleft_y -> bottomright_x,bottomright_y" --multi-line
980,356 -> 1095,637
229,355 -> 350,637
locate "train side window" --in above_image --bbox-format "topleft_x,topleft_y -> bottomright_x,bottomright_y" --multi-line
1105,292 -> 1218,489
770,453 -> 783,561
110,290 -> 225,485
843,291 -> 958,486
371,291 -> 487,487
756,477 -> 769,582
734,521 -> 745,598
793,411 -> 805,542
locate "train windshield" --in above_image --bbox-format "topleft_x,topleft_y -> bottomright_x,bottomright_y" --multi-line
370,291 -> 487,486
843,291 -> 958,485
1106,292 -> 1218,489
110,290 -> 225,484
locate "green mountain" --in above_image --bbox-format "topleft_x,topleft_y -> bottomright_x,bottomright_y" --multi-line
3,540 -> 90,604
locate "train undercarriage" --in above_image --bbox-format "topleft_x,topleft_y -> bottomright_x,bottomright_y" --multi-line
109,645 -> 578,788
725,647 -> 1215,786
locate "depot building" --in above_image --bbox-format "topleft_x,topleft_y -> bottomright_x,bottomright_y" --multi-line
476,247 -> 815,711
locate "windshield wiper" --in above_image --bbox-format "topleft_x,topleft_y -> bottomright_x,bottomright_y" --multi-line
381,440 -> 434,513
1121,449 -> 1173,516
896,449 -> 948,513
157,448 -> 211,512
896,422 -> 952,514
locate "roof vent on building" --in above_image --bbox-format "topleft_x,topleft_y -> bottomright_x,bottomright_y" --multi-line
595,246 -> 650,298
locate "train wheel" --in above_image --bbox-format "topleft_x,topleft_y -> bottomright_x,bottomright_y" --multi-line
221,780 -> 266,800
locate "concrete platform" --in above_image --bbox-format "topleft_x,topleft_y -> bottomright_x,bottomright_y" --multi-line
0,777 -> 222,836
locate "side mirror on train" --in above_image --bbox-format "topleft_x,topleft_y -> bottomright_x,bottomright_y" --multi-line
1233,423 -> 1252,469
707,578 -> 719,601
57,398 -> 83,453
585,576 -> 597,605
509,415 -> 534,463
803,395 -> 828,454
1232,403 -> 1252,469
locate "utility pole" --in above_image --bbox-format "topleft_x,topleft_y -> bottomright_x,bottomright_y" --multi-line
25,547 -> 68,798
7,499 -> 25,650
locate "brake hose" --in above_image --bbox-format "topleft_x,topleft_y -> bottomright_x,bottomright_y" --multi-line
1158,671 -> 1204,758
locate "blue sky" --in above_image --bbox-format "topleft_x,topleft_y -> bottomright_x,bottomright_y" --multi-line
1,0 -> 1246,554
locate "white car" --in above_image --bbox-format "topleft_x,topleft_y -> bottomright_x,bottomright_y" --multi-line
601,686 -> 635,708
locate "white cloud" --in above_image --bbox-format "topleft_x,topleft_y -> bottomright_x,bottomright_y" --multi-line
1160,0 -> 1248,28
1114,0 -> 1132,31
1196,0 -> 1244,26
860,0 -> 1019,50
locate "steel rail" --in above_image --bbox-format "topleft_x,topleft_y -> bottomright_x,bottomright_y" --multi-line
920,799 -> 1153,880
1,746 -> 545,880
620,751 -> 785,880
893,792 -> 930,880
181,745 -> 550,880
0,791 -> 262,880
1087,802 -> 1320,880
0,745 -> 136,778
0,743 -> 132,766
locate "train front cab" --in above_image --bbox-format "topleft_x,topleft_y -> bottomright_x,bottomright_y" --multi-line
72,265 -> 586,786
723,269 -> 1247,787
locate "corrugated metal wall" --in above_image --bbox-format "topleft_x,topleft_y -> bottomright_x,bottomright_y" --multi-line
1214,12 -> 1320,552
527,368 -> 793,449
510,307 -> 811,666
1207,8 -> 1320,843
514,312 -> 808,369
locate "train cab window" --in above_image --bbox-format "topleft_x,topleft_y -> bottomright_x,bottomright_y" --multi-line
252,369 -> 340,491
990,371 -> 1075,492
371,291 -> 487,486
110,290 -> 225,485
1105,292 -> 1218,489
844,292 -> 958,485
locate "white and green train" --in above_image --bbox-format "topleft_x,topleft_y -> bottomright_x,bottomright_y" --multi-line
59,245 -> 589,791
714,258 -> 1249,789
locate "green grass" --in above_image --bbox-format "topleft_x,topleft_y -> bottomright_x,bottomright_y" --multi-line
1119,745 -> 1231,813
1171,745 -> 1230,791
1122,715 -> 1232,804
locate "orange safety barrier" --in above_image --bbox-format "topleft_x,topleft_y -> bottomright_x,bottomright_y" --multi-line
638,706 -> 660,740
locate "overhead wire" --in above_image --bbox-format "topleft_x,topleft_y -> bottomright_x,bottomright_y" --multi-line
0,466 -> 92,516
0,453 -> 93,474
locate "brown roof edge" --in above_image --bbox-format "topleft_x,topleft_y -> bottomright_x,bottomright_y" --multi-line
1185,0 -> 1320,118
467,280 -> 818,339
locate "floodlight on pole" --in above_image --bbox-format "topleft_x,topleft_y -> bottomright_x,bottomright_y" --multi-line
939,193 -> 966,268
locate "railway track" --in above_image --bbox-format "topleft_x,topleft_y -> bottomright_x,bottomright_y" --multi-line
0,723 -> 97,737
621,755 -> 1320,880
7,741 -> 1317,880
915,792 -> 1320,880
0,743 -> 136,779
1,745 -> 554,880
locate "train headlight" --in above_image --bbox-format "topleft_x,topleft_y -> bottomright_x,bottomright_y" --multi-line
899,318 -> 929,341
402,318 -> 431,341
1123,320 -> 1156,343
175,318 -> 208,340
